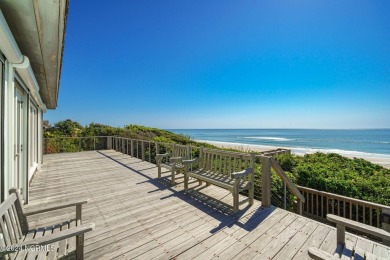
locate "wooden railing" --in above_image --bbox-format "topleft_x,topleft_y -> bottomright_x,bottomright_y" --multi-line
298,185 -> 390,230
43,136 -> 109,154
260,156 -> 305,214
43,136 -> 303,214
43,135 -> 390,233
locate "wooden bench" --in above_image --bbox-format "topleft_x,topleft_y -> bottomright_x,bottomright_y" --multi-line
183,148 -> 256,213
308,214 -> 390,260
156,144 -> 191,185
0,188 -> 94,260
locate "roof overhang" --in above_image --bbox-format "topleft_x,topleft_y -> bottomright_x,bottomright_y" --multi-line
0,0 -> 69,109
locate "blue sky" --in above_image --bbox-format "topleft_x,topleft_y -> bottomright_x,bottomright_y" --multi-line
45,0 -> 390,129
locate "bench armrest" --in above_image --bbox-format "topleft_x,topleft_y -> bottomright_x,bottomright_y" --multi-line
0,223 -> 94,255
308,247 -> 339,260
182,158 -> 198,165
231,168 -> 253,179
327,214 -> 390,241
24,200 -> 88,216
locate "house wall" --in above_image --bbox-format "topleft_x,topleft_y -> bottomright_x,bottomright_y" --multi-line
0,51 -> 44,203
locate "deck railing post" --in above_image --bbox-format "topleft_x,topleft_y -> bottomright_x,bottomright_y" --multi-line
284,181 -> 287,210
297,199 -> 303,215
149,142 -> 151,162
261,156 -> 272,207
249,153 -> 256,206
141,141 -> 145,161
186,145 -> 191,159
383,208 -> 390,245
131,140 -> 134,157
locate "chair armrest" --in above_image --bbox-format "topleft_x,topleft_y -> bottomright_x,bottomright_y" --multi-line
182,158 -> 198,165
156,153 -> 170,161
0,223 -> 94,255
231,168 -> 253,179
308,247 -> 339,260
170,157 -> 184,163
327,214 -> 390,241
24,200 -> 88,216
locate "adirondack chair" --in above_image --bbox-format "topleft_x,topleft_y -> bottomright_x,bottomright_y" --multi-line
156,144 -> 191,185
0,188 -> 94,260
308,214 -> 390,260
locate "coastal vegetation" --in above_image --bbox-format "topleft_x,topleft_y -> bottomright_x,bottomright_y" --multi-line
45,119 -> 390,206
275,152 -> 390,205
44,119 -> 215,148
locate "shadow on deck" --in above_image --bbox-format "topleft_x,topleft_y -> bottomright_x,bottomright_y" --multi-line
27,150 -> 390,259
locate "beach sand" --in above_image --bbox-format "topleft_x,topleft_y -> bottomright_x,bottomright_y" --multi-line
200,140 -> 390,169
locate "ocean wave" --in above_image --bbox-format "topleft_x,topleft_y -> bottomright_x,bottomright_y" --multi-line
241,136 -> 293,142
195,139 -> 390,160
242,137 -> 390,144
290,147 -> 390,159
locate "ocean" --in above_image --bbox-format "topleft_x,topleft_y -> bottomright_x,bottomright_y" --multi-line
169,129 -> 390,159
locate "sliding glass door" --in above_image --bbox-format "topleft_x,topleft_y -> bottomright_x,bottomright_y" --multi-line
14,90 -> 25,195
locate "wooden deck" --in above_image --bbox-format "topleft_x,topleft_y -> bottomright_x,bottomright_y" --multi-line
28,150 -> 390,259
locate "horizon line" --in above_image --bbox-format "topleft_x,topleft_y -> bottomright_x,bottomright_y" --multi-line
166,128 -> 390,131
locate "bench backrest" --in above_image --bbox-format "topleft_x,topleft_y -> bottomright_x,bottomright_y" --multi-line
0,189 -> 29,249
199,148 -> 255,179
171,144 -> 191,159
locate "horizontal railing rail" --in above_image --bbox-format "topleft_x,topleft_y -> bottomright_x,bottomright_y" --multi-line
298,185 -> 390,229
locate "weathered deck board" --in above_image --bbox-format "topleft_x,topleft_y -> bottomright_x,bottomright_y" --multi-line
26,150 -> 390,259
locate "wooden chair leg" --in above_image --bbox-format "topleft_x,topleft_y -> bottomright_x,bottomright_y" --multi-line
198,180 -> 203,186
249,182 -> 254,206
184,172 -> 189,192
233,180 -> 240,213
171,168 -> 176,186
336,223 -> 345,246
76,234 -> 84,260
232,191 -> 239,213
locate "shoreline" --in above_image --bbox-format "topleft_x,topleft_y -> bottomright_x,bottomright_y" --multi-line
196,139 -> 390,169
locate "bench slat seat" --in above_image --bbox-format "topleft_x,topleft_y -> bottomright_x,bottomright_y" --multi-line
188,170 -> 250,191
